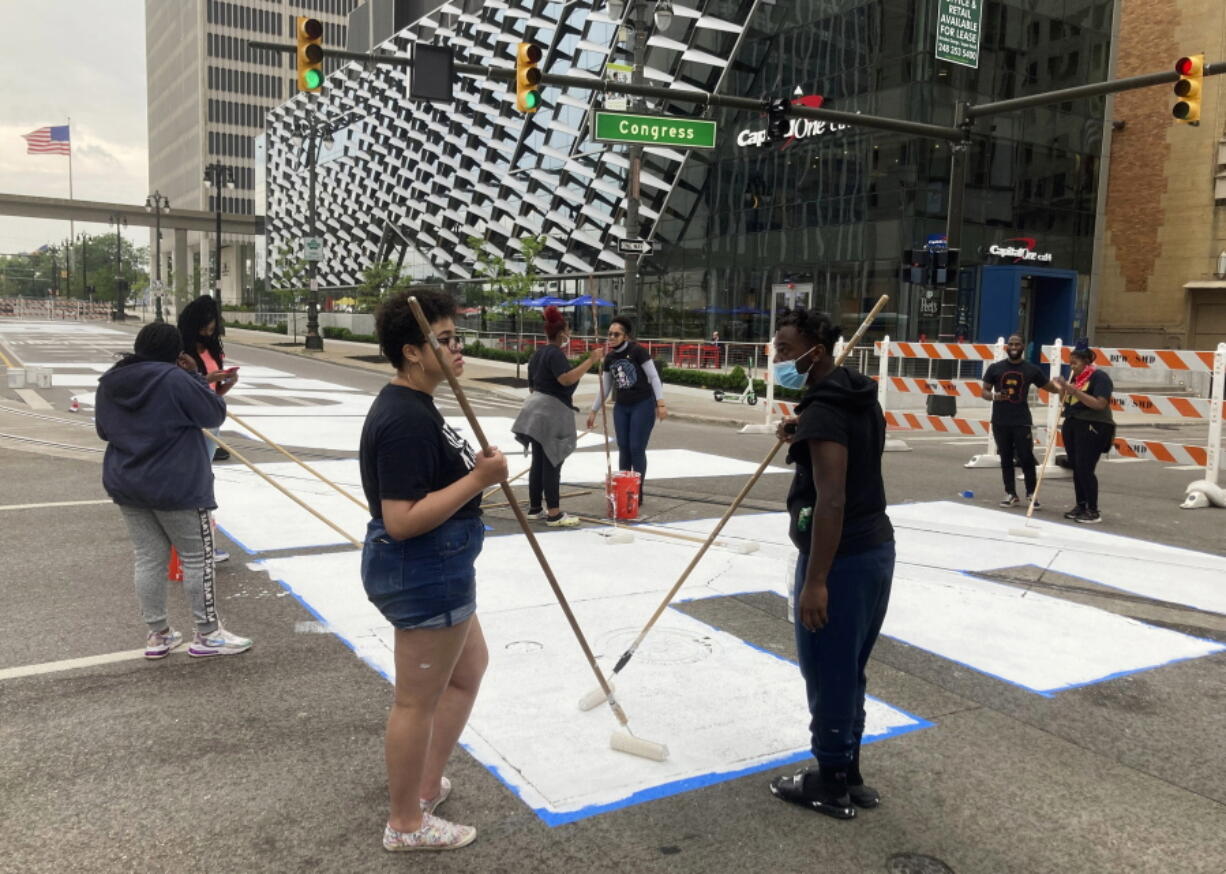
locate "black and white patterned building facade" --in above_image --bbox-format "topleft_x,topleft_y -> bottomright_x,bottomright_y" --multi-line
264,0 -> 758,290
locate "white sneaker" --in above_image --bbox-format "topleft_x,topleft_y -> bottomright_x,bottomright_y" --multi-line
145,628 -> 184,660
545,513 -> 581,528
213,549 -> 230,563
383,813 -> 475,852
420,776 -> 451,815
188,627 -> 253,658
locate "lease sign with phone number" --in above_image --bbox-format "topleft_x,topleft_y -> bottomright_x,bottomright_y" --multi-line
935,0 -> 983,69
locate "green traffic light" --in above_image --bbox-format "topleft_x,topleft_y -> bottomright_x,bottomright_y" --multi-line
525,90 -> 540,110
304,69 -> 323,90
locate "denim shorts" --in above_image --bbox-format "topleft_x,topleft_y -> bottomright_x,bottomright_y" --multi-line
361,516 -> 484,630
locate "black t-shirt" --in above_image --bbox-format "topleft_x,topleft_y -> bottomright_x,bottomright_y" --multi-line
785,368 -> 894,556
605,342 -> 653,406
529,344 -> 576,405
1064,369 -> 1114,423
359,384 -> 481,520
983,358 -> 1049,427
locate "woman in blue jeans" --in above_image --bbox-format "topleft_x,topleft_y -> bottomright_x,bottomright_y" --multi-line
585,316 -> 666,504
767,308 -> 896,821
359,289 -> 507,852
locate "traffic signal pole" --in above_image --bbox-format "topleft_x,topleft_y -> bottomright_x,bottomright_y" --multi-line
622,1 -> 648,317
304,118 -> 323,351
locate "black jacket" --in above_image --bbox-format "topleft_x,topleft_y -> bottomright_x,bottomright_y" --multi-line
95,360 -> 226,510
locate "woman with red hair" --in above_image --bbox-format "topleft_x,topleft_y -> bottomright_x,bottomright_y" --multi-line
512,306 -> 603,526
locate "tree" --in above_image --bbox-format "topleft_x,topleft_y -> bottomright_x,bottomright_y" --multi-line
355,260 -> 415,311
0,237 -> 148,302
268,243 -> 308,310
467,233 -> 548,378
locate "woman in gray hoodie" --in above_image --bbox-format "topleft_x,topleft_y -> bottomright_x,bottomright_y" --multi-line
95,323 -> 252,659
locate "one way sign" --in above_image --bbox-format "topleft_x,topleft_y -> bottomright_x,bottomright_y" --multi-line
618,238 -> 655,256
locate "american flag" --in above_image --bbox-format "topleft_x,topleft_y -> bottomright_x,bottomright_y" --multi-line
22,125 -> 71,155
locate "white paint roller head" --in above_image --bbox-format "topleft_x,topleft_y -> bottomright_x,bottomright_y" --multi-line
578,683 -> 610,711
601,528 -> 635,545
723,540 -> 759,554
610,729 -> 669,761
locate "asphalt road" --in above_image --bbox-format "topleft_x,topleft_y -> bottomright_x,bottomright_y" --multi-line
1,322 -> 1224,874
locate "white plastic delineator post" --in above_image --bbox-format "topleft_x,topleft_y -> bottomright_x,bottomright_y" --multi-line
1182,342 -> 1226,509
965,337 -> 1005,469
1035,337 -> 1071,479
877,335 -> 911,452
740,341 -> 776,434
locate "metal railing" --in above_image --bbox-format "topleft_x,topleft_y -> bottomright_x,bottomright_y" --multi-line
0,297 -> 114,321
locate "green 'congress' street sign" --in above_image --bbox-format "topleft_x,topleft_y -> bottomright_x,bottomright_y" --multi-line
935,0 -> 983,69
592,111 -> 717,149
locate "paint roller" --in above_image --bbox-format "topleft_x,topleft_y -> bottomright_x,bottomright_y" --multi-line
579,294 -> 891,712
1008,397 -> 1065,539
591,290 -> 634,545
407,296 -> 666,762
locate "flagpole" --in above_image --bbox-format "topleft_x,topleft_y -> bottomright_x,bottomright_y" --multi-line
67,116 -> 75,261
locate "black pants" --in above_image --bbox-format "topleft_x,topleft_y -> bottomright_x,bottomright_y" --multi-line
1062,418 -> 1113,512
993,424 -> 1037,496
528,438 -> 562,512
793,543 -> 895,767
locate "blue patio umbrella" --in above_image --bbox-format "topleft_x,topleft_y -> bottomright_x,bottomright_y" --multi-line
567,294 -> 617,308
731,305 -> 765,315
534,295 -> 569,308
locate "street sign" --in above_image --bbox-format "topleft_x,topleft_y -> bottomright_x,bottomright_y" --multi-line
593,111 -> 717,149
301,236 -> 325,261
618,238 -> 655,256
934,0 -> 983,69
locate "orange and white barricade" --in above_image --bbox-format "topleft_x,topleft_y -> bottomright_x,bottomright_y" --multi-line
874,336 -> 1014,457
1040,342 -> 1226,509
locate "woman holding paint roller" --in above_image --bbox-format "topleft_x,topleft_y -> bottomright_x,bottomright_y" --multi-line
585,315 -> 666,506
767,308 -> 895,821
513,305 -> 602,526
1052,342 -> 1115,524
359,289 -> 508,852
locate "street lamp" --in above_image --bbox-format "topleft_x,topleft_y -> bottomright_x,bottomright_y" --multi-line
145,191 -> 170,322
203,162 -> 236,321
605,0 -> 673,317
107,213 -> 129,321
78,232 -> 90,300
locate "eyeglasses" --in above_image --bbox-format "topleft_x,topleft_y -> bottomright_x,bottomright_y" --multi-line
439,335 -> 465,351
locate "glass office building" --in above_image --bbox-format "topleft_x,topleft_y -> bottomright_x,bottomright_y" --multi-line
265,0 -> 1115,344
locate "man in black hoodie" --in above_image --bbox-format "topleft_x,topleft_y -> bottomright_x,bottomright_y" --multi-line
767,309 -> 895,820
96,323 -> 252,659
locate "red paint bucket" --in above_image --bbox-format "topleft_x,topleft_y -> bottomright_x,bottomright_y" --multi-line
606,471 -> 641,520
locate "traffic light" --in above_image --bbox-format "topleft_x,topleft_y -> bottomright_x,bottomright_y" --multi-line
766,99 -> 790,143
296,17 -> 324,92
516,42 -> 543,113
1173,54 -> 1203,122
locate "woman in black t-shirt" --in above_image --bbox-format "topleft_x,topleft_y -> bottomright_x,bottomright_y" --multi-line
513,306 -> 602,526
584,316 -> 666,503
1053,344 -> 1115,524
358,290 -> 507,852
766,308 -> 895,822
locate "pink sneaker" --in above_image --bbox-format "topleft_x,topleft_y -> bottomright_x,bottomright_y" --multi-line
420,776 -> 451,815
383,813 -> 475,852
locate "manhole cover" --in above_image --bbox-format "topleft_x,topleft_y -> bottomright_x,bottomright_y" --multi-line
886,854 -> 955,874
599,627 -> 716,665
505,640 -> 543,653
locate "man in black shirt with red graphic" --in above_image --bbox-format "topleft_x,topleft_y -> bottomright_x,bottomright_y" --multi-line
981,334 -> 1059,508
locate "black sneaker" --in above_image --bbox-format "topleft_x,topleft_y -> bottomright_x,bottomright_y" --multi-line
999,494 -> 1020,508
213,447 -> 231,461
769,769 -> 856,820
1063,506 -> 1086,520
846,760 -> 880,809
1077,510 -> 1102,524
1025,495 -> 1041,510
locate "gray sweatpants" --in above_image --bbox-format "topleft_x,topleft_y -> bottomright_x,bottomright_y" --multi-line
118,506 -> 220,635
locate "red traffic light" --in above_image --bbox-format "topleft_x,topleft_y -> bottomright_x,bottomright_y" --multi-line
301,17 -> 323,40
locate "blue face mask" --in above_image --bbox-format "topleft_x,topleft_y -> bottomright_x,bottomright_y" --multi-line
773,347 -> 815,390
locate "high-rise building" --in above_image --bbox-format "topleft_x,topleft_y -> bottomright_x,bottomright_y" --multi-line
145,0 -> 358,305
1093,0 -> 1226,350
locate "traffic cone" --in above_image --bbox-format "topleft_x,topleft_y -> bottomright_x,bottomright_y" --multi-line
167,547 -> 183,582
68,397 -> 80,413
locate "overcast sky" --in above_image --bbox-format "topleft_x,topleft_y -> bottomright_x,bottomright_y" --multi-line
0,0 -> 148,255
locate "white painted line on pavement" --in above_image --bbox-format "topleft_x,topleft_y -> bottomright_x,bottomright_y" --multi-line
0,649 -> 148,682
14,388 -> 54,410
0,499 -> 113,512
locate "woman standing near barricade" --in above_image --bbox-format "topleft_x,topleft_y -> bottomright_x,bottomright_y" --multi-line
360,289 -> 507,852
513,306 -> 602,526
585,316 -> 666,506
767,308 -> 895,820
1054,342 -> 1115,524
